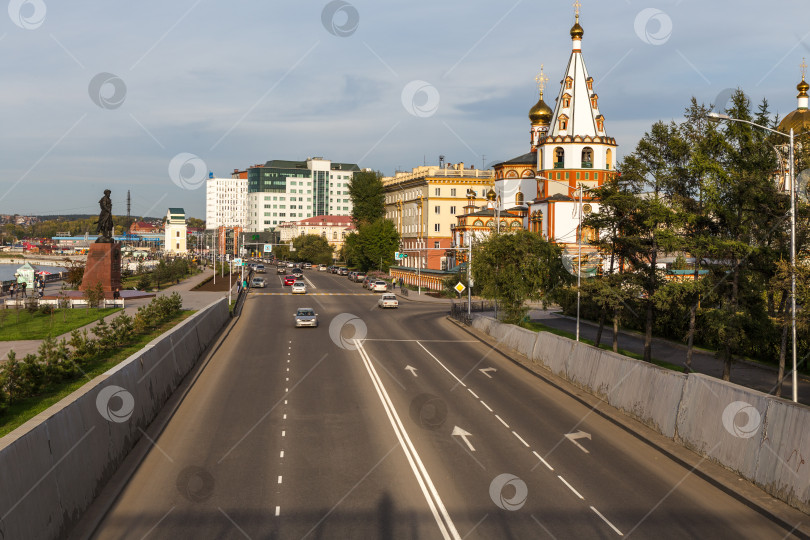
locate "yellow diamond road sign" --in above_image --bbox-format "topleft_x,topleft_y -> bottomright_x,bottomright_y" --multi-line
454,282 -> 466,294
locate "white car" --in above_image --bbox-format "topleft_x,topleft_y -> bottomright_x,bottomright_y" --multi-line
378,293 -> 398,308
294,308 -> 318,327
250,277 -> 266,288
291,281 -> 307,294
372,281 -> 388,292
319,264 -> 327,271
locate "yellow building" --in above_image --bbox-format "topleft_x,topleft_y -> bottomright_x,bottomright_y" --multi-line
383,163 -> 494,271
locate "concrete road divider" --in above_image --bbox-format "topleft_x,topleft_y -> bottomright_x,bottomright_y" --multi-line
465,316 -> 809,514
755,399 -> 810,514
0,298 -> 229,540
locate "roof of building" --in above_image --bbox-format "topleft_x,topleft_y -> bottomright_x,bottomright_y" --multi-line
462,208 -> 523,219
494,152 -> 537,167
168,208 -> 185,214
258,159 -> 361,172
298,215 -> 354,226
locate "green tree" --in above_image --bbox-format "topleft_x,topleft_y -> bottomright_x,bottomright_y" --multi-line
349,170 -> 385,226
292,234 -> 334,265
472,230 -> 570,324
355,218 -> 399,272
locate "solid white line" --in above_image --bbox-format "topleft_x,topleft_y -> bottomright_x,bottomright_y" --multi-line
275,506 -> 280,517
468,388 -> 479,399
495,415 -> 509,428
533,451 -> 553,471
558,476 -> 584,500
416,341 -> 467,388
480,400 -> 493,412
591,506 -> 623,536
355,340 -> 461,540
302,274 -> 317,289
512,431 -> 529,447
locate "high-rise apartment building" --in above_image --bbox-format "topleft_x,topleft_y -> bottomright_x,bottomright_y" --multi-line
246,157 -> 360,231
205,175 -> 248,230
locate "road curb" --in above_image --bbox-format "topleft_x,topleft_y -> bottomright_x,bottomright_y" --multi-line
444,315 -> 810,539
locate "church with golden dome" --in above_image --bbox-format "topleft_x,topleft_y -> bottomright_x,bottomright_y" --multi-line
775,59 -> 810,194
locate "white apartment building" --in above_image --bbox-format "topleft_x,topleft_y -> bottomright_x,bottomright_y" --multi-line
205,176 -> 248,229
246,158 -> 361,232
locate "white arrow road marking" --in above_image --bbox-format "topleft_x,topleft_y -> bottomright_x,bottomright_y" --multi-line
452,426 -> 475,452
479,367 -> 497,378
405,365 -> 418,377
565,430 -> 592,454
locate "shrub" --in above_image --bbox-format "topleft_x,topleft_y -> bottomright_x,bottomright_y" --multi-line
69,329 -> 97,364
92,317 -> 115,351
39,304 -> 55,316
110,313 -> 134,348
21,353 -> 43,397
25,298 -> 39,314
136,274 -> 151,291
2,351 -> 30,402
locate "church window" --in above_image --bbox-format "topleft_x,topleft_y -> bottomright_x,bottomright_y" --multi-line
559,115 -> 568,131
473,219 -> 484,226
563,94 -> 571,108
565,76 -> 573,89
586,77 -> 593,91
554,147 -> 565,168
591,95 -> 598,108
606,148 -> 613,170
581,147 -> 593,168
506,170 -> 518,178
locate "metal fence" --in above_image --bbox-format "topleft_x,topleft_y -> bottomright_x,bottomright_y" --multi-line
449,300 -> 496,325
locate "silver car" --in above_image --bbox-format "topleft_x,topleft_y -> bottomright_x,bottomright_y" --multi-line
251,277 -> 266,288
294,308 -> 318,327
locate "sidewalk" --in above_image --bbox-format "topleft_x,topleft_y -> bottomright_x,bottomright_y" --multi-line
516,308 -> 809,406
392,287 -> 454,303
0,269 -> 229,363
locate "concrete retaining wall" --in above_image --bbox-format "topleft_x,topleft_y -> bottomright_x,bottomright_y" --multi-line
0,298 -> 229,540
469,315 -> 809,514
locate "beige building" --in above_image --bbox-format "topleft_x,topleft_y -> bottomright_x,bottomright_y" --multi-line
278,215 -> 355,256
164,208 -> 187,254
382,164 -> 494,270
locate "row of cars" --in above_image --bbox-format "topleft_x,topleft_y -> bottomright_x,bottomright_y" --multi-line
337,268 -> 398,308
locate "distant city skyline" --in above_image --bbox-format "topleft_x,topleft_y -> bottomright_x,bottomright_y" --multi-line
1,0 -> 808,219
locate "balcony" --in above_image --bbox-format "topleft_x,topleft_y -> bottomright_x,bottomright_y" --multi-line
581,161 -> 593,168
553,162 -> 565,169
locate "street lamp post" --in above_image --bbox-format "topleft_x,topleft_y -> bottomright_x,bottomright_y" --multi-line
708,111 -> 798,403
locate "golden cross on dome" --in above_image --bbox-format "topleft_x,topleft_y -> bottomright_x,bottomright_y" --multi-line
801,57 -> 808,80
535,65 -> 549,96
573,0 -> 581,19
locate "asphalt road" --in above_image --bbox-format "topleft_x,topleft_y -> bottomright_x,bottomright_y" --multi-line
88,268 -> 806,539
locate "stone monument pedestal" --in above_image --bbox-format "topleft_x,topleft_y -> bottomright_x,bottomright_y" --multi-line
80,242 -> 122,299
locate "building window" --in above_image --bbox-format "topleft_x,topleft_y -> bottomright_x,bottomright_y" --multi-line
450,188 -> 456,196
582,147 -> 593,168
591,96 -> 598,109
555,147 -> 565,168
434,188 -> 441,196
434,206 -> 440,214
434,241 -> 440,248
176,231 -> 180,237
434,223 -> 440,232
563,94 -> 571,108
450,206 -> 456,214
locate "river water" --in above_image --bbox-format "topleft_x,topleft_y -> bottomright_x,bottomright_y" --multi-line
0,264 -> 67,281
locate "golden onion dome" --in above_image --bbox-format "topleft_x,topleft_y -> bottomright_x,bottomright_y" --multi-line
570,20 -> 584,40
486,188 -> 497,201
798,78 -> 809,96
777,109 -> 810,134
516,191 -> 524,205
529,94 -> 553,124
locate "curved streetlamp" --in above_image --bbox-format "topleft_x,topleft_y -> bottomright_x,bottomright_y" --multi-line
708,111 -> 798,403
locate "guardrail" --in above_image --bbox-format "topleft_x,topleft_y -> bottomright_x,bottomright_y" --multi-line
449,301 -> 495,325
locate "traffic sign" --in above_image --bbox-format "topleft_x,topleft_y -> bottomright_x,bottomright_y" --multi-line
454,282 -> 466,294
395,252 -> 408,260
233,258 -> 243,266
263,244 -> 272,252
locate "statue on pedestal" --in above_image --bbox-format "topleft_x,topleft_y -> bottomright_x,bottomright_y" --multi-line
95,189 -> 114,243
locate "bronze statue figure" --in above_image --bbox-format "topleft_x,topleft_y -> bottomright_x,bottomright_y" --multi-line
95,189 -> 114,242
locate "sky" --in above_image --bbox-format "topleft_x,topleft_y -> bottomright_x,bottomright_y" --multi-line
1,0 -> 809,220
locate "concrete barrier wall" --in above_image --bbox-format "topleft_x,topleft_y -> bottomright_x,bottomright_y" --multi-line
0,298 -> 229,540
469,315 -> 809,513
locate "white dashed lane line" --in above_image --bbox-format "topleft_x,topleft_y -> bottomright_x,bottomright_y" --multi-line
558,476 -> 584,500
591,506 -> 623,536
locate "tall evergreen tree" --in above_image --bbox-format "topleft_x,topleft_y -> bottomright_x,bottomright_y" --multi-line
348,170 -> 385,226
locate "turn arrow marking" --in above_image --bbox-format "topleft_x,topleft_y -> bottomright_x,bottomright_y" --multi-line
565,430 -> 591,454
452,426 -> 475,451
405,365 -> 418,377
479,367 -> 497,378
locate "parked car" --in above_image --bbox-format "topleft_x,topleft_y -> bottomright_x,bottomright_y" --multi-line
372,281 -> 388,292
362,276 -> 372,288
354,273 -> 366,283
339,267 -> 349,276
284,275 -> 296,286
348,271 -> 357,281
319,264 -> 327,271
291,281 -> 307,294
294,307 -> 318,327
251,277 -> 266,288
378,293 -> 398,308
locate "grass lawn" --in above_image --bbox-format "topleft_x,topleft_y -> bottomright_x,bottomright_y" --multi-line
0,310 -> 195,436
0,308 -> 121,341
521,320 -> 686,373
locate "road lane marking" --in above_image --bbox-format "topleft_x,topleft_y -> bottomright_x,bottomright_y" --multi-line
355,340 -> 461,540
591,506 -> 623,536
416,341 -> 466,388
533,451 -> 554,471
282,430 -> 285,437
363,339 -> 479,343
280,450 -> 284,458
558,476 -> 584,500
512,431 -> 530,447
479,367 -> 497,378
495,415 -> 509,428
275,506 -> 280,517
565,430 -> 591,454
468,389 -> 479,398
302,274 -> 317,289
451,426 -> 475,452
283,414 -> 287,420
480,400 -> 493,412
278,476 -> 282,484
